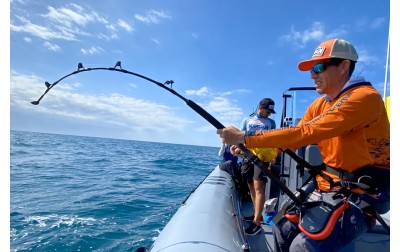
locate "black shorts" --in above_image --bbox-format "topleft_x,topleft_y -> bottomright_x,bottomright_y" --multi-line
241,160 -> 269,184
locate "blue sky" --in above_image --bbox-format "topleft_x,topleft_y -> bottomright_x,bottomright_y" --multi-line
10,0 -> 391,148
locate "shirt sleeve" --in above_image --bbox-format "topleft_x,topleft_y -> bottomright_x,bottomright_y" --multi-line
218,143 -> 226,156
239,117 -> 248,131
270,118 -> 276,129
244,88 -> 384,149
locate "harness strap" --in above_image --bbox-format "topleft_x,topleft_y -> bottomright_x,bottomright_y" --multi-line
321,166 -> 372,193
281,149 -> 336,189
276,148 -> 390,240
281,149 -> 371,192
358,200 -> 390,234
325,166 -> 354,180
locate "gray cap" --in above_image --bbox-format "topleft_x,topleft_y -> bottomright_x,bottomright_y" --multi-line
298,38 -> 358,71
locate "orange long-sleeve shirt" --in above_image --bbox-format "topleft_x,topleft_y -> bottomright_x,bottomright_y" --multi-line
245,83 -> 390,173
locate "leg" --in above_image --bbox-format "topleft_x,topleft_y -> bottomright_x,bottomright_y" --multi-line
218,160 -> 233,173
252,163 -> 270,225
273,217 -> 301,252
289,200 -> 369,252
241,161 -> 256,204
248,181 -> 256,204
253,178 -> 265,226
269,163 -> 281,199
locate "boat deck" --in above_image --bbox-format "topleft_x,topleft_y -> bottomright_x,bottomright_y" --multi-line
240,200 -> 275,252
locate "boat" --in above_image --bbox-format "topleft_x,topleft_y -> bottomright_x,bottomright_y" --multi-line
133,87 -> 390,252
30,61 -> 390,252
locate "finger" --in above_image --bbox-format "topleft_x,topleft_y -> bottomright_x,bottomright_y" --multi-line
234,148 -> 241,156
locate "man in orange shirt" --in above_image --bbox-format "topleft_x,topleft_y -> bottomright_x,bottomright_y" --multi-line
217,38 -> 389,251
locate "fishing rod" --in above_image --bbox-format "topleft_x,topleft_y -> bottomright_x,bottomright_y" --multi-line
31,61 -> 302,206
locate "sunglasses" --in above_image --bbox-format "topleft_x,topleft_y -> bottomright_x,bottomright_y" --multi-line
310,61 -> 336,74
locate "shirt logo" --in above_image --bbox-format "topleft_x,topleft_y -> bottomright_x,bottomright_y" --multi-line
313,46 -> 326,57
249,125 -> 270,130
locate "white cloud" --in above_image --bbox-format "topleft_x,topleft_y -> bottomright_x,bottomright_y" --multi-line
280,22 -> 325,48
10,3 -> 125,43
10,0 -> 26,4
106,24 -> 117,31
11,15 -> 78,41
185,87 -> 209,97
371,17 -> 385,29
357,49 -> 380,65
355,16 -> 386,31
134,9 -> 171,24
43,41 -> 61,52
42,5 -> 108,28
128,83 -> 137,88
191,32 -> 199,39
98,32 -> 118,40
220,88 -> 251,96
281,21 -> 347,49
205,96 -> 243,126
80,46 -> 105,55
182,87 -> 247,126
117,19 -> 133,33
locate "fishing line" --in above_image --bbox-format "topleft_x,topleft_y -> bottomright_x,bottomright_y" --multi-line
31,61 -> 302,206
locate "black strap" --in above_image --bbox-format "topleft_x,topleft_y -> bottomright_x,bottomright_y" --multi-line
281,148 -> 336,189
280,148 -> 389,235
358,200 -> 390,234
281,148 -> 372,193
325,166 -> 354,180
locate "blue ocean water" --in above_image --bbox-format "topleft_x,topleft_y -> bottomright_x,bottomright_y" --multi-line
10,130 -> 220,251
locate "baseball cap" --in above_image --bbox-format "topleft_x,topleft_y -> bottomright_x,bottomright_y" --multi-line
259,98 -> 276,114
298,38 -> 358,71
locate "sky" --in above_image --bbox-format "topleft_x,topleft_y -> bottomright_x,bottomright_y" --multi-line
5,0 -> 400,250
9,0 -> 393,148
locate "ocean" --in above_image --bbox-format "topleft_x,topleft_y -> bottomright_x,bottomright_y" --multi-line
10,130 -> 220,251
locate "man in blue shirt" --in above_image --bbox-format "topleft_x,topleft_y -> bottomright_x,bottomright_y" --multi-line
239,98 -> 277,236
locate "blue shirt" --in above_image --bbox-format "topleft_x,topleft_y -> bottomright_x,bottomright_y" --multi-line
240,113 -> 276,131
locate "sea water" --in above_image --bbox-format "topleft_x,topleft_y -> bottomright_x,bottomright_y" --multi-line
10,130 -> 220,251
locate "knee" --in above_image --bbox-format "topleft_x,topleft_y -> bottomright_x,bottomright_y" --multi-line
273,218 -> 301,251
289,234 -> 311,252
248,182 -> 255,189
274,217 -> 298,238
219,160 -> 232,172
254,180 -> 265,189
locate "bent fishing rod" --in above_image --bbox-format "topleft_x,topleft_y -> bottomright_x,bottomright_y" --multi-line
31,61 -> 302,206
